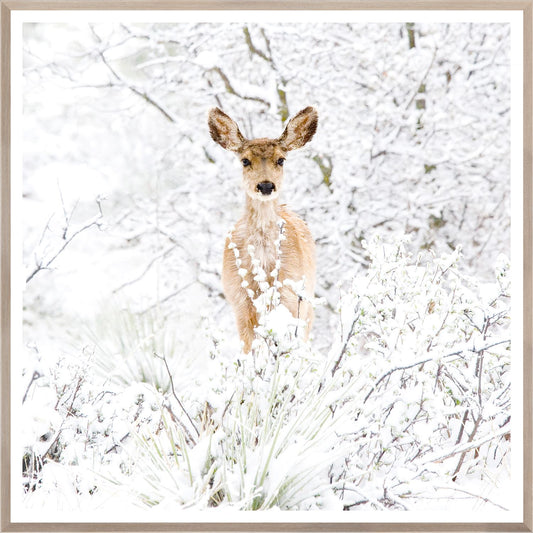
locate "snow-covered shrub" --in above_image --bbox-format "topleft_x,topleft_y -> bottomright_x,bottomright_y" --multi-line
88,305 -> 186,392
21,347 -> 94,495
209,345 -> 346,510
102,345 -> 347,510
328,236 -> 511,510
21,234 -> 510,512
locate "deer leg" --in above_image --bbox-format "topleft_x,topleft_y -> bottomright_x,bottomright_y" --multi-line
234,299 -> 258,353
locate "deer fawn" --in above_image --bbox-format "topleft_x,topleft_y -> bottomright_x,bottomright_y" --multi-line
208,106 -> 318,353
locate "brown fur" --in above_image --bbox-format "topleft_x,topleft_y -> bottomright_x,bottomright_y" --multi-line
208,107 -> 318,353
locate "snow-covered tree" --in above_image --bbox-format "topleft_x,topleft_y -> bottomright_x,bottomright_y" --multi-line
20,21 -> 512,514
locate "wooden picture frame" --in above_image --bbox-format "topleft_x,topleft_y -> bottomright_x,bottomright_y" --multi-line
1,1 -> 531,531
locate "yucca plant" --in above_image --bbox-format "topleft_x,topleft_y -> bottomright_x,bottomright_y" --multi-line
87,303 -> 192,394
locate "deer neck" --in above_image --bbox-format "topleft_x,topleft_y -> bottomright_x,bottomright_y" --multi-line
244,196 -> 280,235
243,197 -> 281,271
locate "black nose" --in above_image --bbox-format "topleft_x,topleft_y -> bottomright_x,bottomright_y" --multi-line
257,181 -> 275,195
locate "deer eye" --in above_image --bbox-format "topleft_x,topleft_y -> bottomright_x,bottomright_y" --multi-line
277,158 -> 285,166
242,158 -> 251,167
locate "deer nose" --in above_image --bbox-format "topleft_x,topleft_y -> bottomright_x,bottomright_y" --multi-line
257,181 -> 275,195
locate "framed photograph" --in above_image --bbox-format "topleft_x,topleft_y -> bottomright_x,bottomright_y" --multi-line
1,1 -> 531,531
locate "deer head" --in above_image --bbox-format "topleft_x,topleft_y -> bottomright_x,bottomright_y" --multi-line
208,107 -> 318,202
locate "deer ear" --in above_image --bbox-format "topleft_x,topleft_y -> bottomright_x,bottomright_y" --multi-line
278,107 -> 318,151
208,107 -> 245,152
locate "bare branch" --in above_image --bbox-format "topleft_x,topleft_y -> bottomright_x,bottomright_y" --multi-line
112,244 -> 178,294
154,352 -> 200,440
452,415 -> 482,481
98,49 -> 178,123
404,47 -> 437,110
433,485 -> 509,511
424,426 -> 510,465
26,199 -> 104,284
22,371 -> 42,404
363,339 -> 511,404
210,66 -> 270,108
139,282 -> 196,316
331,312 -> 358,377
243,26 -> 271,64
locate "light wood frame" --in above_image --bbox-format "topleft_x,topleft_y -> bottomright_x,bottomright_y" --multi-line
1,1 -> 531,531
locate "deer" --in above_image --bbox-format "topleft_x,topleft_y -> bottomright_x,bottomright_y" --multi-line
208,106 -> 318,353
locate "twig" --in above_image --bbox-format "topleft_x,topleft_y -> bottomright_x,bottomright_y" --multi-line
455,409 -> 469,445
164,403 -> 196,445
41,374 -> 85,462
363,340 -> 510,404
452,416 -> 482,481
154,352 -> 200,439
404,47 -> 437,110
210,66 -> 270,108
243,26 -> 271,63
343,499 -> 369,510
221,392 -> 235,424
26,199 -> 104,284
427,287 -> 456,352
333,485 -> 386,511
471,338 -> 510,353
112,244 -> 178,294
423,426 -> 510,465
476,349 -> 484,409
22,371 -> 42,404
57,183 -> 79,239
43,430 -> 63,461
104,432 -> 130,455
331,311 -> 358,377
99,49 -> 178,123
65,376 -> 84,418
139,282 -> 195,315
434,485 -> 509,511
364,356 -> 433,403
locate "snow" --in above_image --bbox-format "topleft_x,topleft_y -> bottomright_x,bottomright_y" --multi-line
18,20 -> 515,519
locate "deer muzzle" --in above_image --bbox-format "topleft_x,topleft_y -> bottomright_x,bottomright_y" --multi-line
256,181 -> 276,195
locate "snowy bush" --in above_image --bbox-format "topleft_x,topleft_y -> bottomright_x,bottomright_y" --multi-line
327,237 -> 511,510
21,236 -> 511,512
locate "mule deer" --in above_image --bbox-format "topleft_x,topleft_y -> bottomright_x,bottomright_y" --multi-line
208,106 -> 318,353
